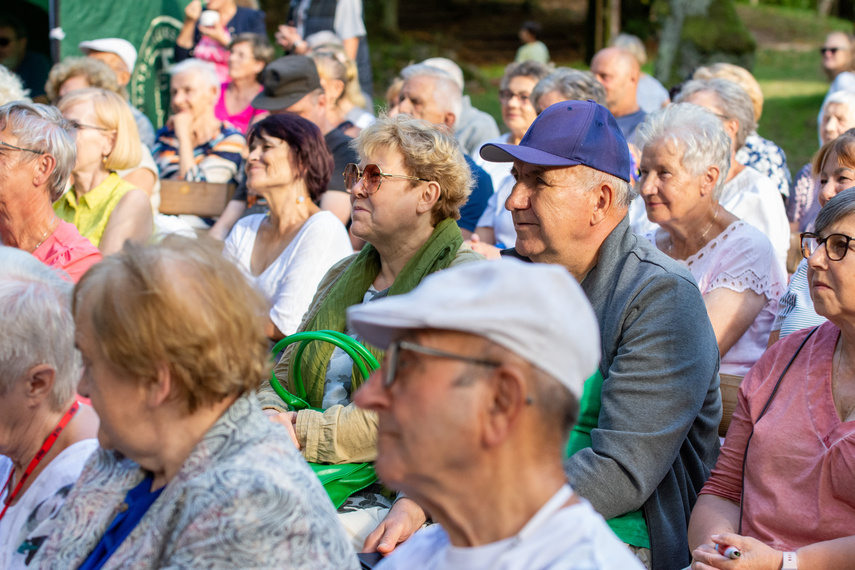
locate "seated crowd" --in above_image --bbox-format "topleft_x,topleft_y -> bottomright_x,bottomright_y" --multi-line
0,15 -> 853,570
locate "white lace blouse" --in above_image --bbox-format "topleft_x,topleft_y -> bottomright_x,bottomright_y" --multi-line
647,221 -> 787,376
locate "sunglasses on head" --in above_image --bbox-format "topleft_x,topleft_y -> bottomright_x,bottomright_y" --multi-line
343,163 -> 430,194
821,47 -> 841,55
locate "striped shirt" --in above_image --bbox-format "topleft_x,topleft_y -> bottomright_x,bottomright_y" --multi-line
152,123 -> 245,184
771,258 -> 826,337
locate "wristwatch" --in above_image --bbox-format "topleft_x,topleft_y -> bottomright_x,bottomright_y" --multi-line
781,551 -> 797,569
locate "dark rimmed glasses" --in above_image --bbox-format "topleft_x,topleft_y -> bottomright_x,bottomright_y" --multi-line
0,140 -> 45,155
820,47 -> 841,55
381,340 -> 501,388
800,232 -> 855,261
343,163 -> 430,194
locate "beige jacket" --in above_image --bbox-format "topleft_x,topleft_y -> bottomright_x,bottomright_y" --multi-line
258,244 -> 484,464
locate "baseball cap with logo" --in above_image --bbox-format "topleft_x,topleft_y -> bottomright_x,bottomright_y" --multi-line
480,99 -> 631,183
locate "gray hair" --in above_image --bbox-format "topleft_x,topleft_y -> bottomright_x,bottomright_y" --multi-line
609,33 -> 647,66
822,90 -> 855,121
0,65 -> 29,105
675,78 -> 757,150
400,63 -> 463,128
499,60 -> 552,91
635,103 -> 732,201
815,186 -> 855,236
582,165 -> 635,209
420,57 -> 464,91
170,58 -> 220,92
532,68 -> 606,112
0,247 -> 79,411
0,101 -> 77,201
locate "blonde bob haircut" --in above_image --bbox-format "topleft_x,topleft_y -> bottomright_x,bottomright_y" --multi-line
354,113 -> 472,226
73,236 -> 270,414
693,63 -> 764,122
58,87 -> 141,171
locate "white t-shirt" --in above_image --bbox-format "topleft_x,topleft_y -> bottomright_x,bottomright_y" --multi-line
0,439 -> 98,570
377,486 -> 644,570
296,0 -> 366,40
474,133 -> 516,248
630,166 -> 789,269
224,211 -> 353,335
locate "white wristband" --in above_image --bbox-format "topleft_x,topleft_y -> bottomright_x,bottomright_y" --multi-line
781,551 -> 797,569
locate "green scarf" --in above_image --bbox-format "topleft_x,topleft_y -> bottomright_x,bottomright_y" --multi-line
297,218 -> 464,406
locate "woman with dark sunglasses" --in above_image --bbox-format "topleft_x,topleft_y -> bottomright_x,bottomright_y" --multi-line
256,113 -> 482,550
687,187 -> 855,569
818,32 -> 855,145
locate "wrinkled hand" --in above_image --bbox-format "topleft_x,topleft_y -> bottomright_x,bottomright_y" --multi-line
267,410 -> 301,450
171,111 -> 194,141
275,25 -> 303,51
691,533 -> 783,570
184,0 -> 202,22
362,497 -> 426,555
466,234 -> 502,260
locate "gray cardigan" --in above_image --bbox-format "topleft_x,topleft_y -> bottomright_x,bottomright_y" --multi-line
505,216 -> 722,570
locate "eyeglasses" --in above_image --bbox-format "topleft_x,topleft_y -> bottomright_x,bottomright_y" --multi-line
499,90 -> 531,105
68,121 -> 111,132
343,163 -> 430,194
800,232 -> 855,261
821,47 -> 841,55
382,340 -> 501,388
0,140 -> 45,155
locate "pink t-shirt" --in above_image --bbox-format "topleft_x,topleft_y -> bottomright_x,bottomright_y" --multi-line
214,83 -> 265,134
32,220 -> 102,283
701,321 -> 855,550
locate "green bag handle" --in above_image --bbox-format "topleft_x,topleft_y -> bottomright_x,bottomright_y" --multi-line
269,331 -> 380,410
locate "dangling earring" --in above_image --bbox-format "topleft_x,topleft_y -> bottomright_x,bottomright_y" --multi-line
296,196 -> 305,204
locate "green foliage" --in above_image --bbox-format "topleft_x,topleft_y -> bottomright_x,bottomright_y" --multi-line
682,0 -> 756,55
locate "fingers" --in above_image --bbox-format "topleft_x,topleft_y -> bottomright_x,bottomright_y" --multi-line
268,412 -> 301,450
362,520 -> 404,555
362,522 -> 391,553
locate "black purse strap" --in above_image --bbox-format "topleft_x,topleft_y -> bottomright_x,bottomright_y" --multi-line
737,325 -> 820,534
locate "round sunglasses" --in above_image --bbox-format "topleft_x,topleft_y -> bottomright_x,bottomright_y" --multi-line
343,163 -> 430,194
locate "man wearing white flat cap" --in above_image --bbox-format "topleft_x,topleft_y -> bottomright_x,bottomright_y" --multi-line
351,259 -> 643,570
78,38 -> 156,147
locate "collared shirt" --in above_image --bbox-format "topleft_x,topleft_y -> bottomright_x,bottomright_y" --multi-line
53,173 -> 135,248
33,220 -> 102,282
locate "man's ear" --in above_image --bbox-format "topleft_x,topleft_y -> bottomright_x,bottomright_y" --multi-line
590,180 -> 616,225
482,363 -> 528,448
443,111 -> 457,130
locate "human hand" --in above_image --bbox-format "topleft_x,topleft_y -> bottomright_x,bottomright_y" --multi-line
691,533 -> 783,570
184,0 -> 203,22
268,411 -> 301,450
466,234 -> 502,260
362,497 -> 426,555
275,25 -> 303,52
198,24 -> 229,46
171,111 -> 194,141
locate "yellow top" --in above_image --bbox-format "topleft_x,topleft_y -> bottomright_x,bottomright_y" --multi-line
54,172 -> 134,248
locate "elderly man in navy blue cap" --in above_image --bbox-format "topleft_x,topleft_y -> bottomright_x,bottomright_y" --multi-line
364,100 -> 722,570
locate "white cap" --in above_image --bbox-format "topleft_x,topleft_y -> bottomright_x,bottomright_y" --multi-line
347,258 -> 600,398
78,38 -> 137,73
421,57 -> 464,91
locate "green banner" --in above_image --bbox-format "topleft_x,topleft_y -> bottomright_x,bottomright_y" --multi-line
59,0 -> 190,129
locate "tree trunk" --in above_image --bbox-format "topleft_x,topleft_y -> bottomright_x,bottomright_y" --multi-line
608,0 -> 620,44
818,0 -> 835,17
382,0 -> 399,35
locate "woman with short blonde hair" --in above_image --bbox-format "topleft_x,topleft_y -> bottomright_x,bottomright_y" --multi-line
44,57 -> 118,103
55,88 -> 152,255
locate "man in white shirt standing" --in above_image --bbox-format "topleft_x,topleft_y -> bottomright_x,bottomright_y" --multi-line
350,260 -> 644,570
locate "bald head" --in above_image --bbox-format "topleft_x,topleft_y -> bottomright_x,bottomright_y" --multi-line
591,47 -> 640,116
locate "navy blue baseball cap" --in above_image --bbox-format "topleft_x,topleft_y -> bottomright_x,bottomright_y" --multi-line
480,100 -> 632,183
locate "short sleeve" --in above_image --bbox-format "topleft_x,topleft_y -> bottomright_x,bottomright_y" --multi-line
333,0 -> 366,39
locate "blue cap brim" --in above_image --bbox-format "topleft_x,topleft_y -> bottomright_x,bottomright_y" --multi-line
480,142 -> 583,167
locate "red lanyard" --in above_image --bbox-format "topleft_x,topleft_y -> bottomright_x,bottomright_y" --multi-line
0,401 -> 80,522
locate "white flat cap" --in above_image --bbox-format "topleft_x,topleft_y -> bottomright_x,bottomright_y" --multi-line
79,38 -> 137,73
347,258 -> 600,397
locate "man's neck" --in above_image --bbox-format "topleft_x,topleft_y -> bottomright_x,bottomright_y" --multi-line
610,99 -> 640,118
411,459 -> 570,548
